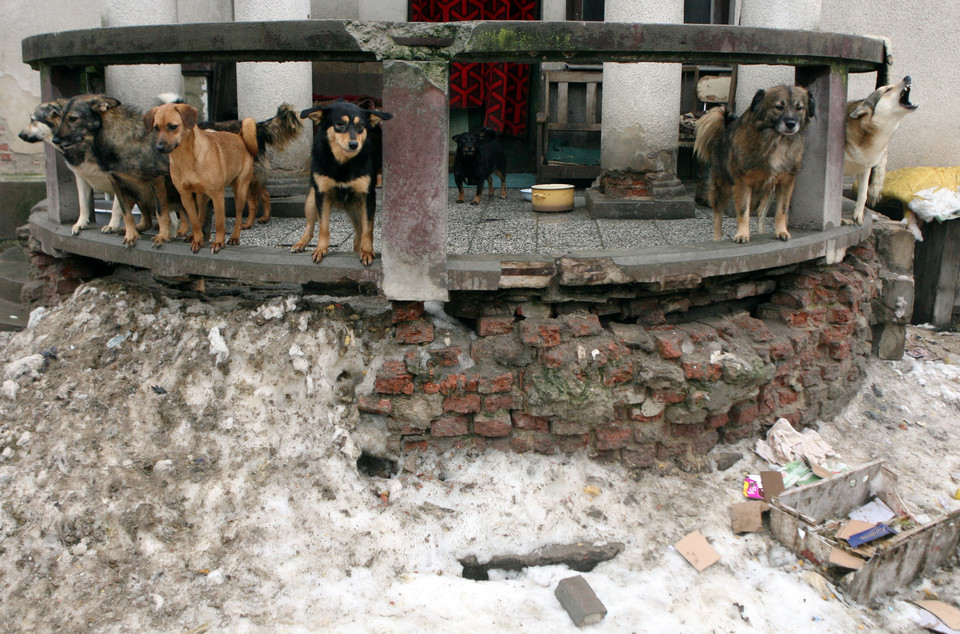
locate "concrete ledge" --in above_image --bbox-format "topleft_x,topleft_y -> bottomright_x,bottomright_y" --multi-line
585,188 -> 696,220
31,200 -> 872,292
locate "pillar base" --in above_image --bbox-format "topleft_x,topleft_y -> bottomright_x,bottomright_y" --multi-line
586,171 -> 695,220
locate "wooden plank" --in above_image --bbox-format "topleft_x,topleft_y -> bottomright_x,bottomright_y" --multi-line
933,220 -> 960,325
545,122 -> 602,132
913,219 -> 960,326
557,82 -> 569,125
546,70 -> 603,84
586,82 -> 598,124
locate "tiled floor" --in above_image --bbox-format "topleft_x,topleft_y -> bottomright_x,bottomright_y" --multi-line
143,187 -> 761,257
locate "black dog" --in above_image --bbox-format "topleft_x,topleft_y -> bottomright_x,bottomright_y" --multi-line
290,100 -> 392,265
453,127 -> 507,204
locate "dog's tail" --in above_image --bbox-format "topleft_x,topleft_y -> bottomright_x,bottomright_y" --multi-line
240,118 -> 259,156
256,104 -> 303,154
693,106 -> 727,163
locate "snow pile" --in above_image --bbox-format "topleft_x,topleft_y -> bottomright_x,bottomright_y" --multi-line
0,278 -> 957,632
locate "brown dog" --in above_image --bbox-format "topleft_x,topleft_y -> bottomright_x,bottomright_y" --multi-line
146,103 -> 258,253
694,85 -> 815,242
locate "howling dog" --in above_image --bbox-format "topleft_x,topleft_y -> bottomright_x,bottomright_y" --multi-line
844,76 -> 919,225
695,85 -> 815,243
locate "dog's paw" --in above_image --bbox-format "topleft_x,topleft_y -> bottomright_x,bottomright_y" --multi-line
470,199 -> 480,206
151,235 -> 170,248
190,239 -> 203,253
359,250 -> 375,266
101,224 -> 119,234
228,236 -> 240,246
311,245 -> 328,263
121,230 -> 140,247
290,241 -> 308,253
71,221 -> 88,236
733,233 -> 751,244
211,241 -> 224,254
776,230 -> 791,241
456,199 -> 466,204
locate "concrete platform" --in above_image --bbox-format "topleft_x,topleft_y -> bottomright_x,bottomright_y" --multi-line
31,187 -> 873,293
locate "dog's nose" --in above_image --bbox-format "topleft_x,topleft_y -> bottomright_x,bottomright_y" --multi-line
17,131 -> 29,142
348,140 -> 359,150
784,119 -> 797,131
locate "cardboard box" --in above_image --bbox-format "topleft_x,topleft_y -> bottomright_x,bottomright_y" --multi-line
768,460 -> 960,603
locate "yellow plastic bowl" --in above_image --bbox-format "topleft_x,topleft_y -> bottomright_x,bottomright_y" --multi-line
531,184 -> 575,212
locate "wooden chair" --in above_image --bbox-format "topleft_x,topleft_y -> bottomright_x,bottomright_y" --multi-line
536,67 -> 603,182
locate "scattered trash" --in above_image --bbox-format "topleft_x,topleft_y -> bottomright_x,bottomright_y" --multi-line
742,476 -> 764,500
674,530 -> 720,571
768,460 -> 960,602
106,331 -> 131,349
555,575 -> 607,627
760,471 -> 785,501
914,599 -> 960,633
151,385 -> 167,395
583,485 -> 601,497
828,547 -> 865,570
755,418 -> 836,466
208,327 -> 229,365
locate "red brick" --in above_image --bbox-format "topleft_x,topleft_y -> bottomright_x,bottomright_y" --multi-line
651,329 -> 684,360
462,374 -> 480,392
557,434 -> 589,453
594,425 -> 631,450
827,306 -> 854,325
732,314 -> 774,342
602,364 -> 633,386
772,289 -> 814,309
820,324 -> 854,345
561,313 -> 603,338
533,435 -> 558,455
682,361 -> 721,381
478,372 -> 514,394
681,323 -> 719,344
512,411 -> 549,432
443,394 -> 481,414
474,413 -> 512,437
781,274 -> 821,290
729,401 -> 759,425
392,301 -> 424,323
423,373 -> 462,396
484,394 -> 517,412
653,388 -> 686,404
428,347 -> 462,367
622,443 -> 657,468
706,413 -> 729,429
768,340 -> 794,360
520,320 -> 563,348
358,395 -> 392,415
396,319 -> 435,345
477,315 -> 515,336
778,389 -> 799,406
828,341 -> 851,360
690,430 -> 720,455
509,434 -> 534,453
375,360 -> 414,395
431,415 -> 469,437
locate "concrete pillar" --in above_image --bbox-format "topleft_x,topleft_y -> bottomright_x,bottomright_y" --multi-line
735,0 -> 822,107
234,0 -> 313,180
101,0 -> 182,110
381,61 -> 449,302
588,0 -> 692,219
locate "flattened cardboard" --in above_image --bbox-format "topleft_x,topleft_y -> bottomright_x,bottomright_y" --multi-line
836,519 -> 876,541
848,498 -> 896,523
915,600 -> 960,631
829,547 -> 865,570
848,523 -> 896,547
675,530 -> 720,571
731,501 -> 765,534
760,471 -> 785,501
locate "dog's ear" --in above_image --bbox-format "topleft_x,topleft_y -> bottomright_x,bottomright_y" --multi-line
453,132 -> 467,144
177,103 -> 198,129
92,96 -> 121,114
300,106 -> 324,122
806,92 -> 816,119
749,89 -> 767,115
366,110 -> 393,127
478,127 -> 499,142
143,107 -> 157,132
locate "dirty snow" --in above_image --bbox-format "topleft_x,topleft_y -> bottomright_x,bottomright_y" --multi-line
0,276 -> 958,633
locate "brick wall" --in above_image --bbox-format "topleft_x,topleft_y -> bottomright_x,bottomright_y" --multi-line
369,241 -> 885,470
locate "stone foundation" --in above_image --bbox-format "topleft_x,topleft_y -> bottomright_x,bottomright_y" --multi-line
370,234 -> 906,470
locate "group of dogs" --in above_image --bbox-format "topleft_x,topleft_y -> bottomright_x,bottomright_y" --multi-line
19,76 -> 916,266
694,75 -> 918,242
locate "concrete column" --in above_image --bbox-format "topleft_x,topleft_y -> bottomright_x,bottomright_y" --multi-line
234,0 -> 313,179
588,0 -> 692,219
735,0 -> 822,107
102,0 -> 182,110
381,61 -> 448,302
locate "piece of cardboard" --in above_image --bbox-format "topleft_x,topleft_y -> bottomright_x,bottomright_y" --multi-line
915,600 -> 960,631
760,471 -> 785,501
807,459 -> 834,480
836,519 -> 877,541
849,498 -> 896,523
829,547 -> 865,570
675,530 -> 720,571
731,501 -> 765,534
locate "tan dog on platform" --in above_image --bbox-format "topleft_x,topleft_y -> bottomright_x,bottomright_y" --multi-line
146,102 -> 258,253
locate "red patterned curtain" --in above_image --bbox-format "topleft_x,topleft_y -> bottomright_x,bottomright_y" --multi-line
410,0 -> 536,136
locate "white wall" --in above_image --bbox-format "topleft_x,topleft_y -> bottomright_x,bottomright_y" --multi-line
820,0 -> 960,170
0,0 -> 102,175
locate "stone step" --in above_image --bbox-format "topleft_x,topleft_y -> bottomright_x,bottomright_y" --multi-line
0,247 -> 30,305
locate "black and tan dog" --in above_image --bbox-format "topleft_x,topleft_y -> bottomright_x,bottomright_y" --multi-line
291,100 -> 392,265
198,104 -> 303,229
147,102 -> 258,254
19,99 -> 126,236
694,85 -> 815,242
53,94 -> 181,247
452,127 -> 507,204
